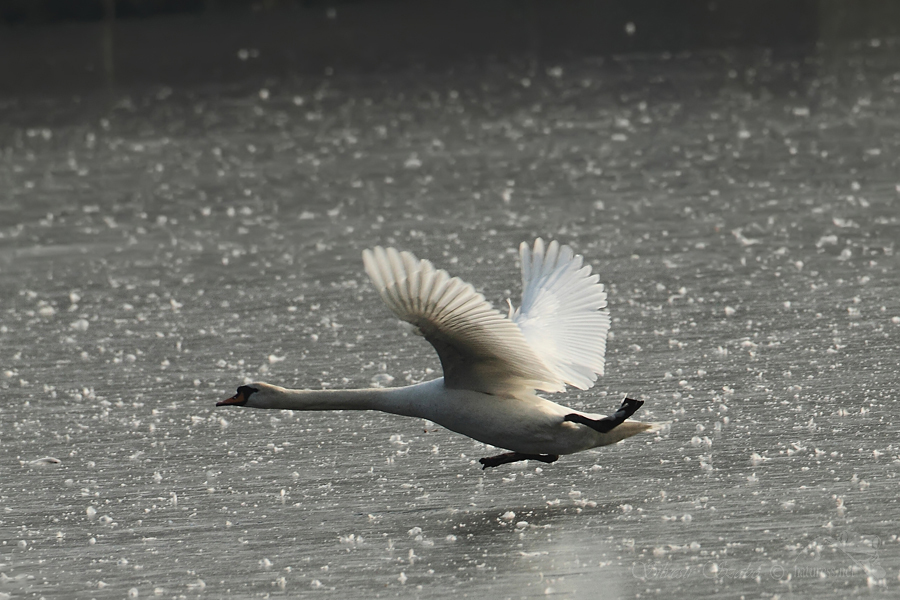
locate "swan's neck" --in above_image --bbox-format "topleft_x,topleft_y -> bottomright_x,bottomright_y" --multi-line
256,384 -> 424,417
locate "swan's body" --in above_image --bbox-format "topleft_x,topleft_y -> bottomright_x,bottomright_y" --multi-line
218,239 -> 655,468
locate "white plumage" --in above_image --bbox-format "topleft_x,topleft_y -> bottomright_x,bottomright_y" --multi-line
362,245 -> 562,395
513,238 -> 611,390
219,239 -> 655,469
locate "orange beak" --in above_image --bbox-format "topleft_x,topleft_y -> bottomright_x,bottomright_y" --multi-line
216,390 -> 248,407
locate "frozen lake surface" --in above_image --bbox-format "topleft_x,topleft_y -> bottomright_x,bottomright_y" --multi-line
2,37 -> 900,599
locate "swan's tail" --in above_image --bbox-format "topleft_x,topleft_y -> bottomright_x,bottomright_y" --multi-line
596,420 -> 664,446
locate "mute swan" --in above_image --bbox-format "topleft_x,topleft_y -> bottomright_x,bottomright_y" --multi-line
218,239 -> 655,468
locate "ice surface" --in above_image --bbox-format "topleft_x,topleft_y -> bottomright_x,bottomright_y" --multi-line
2,35 -> 900,600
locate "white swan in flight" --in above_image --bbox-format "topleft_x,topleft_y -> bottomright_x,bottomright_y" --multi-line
218,239 -> 654,468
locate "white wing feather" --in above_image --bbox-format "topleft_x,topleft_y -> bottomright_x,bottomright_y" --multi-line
513,239 -> 610,390
363,246 -> 565,395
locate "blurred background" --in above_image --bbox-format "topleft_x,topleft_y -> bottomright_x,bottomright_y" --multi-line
3,0 -> 900,93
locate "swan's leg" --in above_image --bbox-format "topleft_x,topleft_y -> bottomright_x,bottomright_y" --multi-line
479,452 -> 559,469
564,398 -> 644,433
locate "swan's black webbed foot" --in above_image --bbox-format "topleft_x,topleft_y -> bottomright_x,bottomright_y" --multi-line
564,397 -> 644,433
479,452 -> 560,469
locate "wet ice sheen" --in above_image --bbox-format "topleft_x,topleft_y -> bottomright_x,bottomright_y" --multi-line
2,40 -> 900,599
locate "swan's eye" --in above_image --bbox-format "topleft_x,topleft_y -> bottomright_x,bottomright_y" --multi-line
217,385 -> 258,407
237,385 -> 258,398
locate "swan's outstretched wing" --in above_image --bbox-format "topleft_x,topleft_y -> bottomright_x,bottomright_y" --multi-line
363,246 -> 565,395
512,239 -> 610,390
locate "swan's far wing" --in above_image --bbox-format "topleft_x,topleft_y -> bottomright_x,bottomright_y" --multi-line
363,246 -> 564,395
513,239 -> 610,390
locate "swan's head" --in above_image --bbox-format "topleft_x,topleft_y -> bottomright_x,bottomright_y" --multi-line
217,383 -> 278,408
